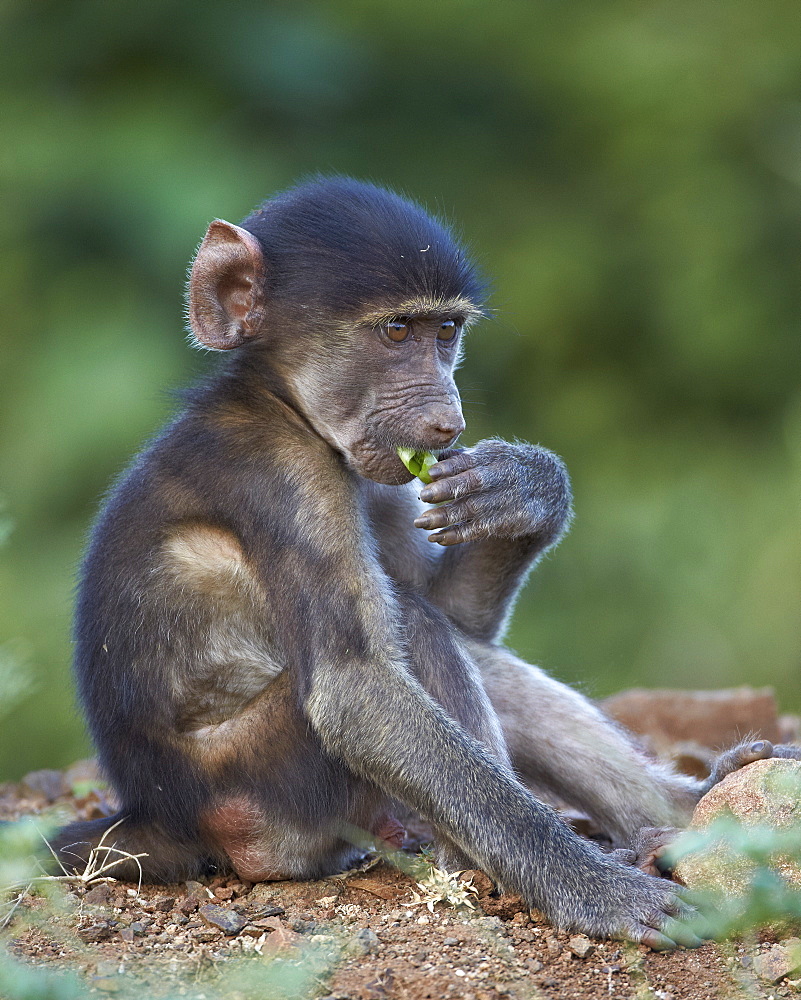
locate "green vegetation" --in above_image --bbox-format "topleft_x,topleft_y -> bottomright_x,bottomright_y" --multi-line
669,819 -> 801,940
1,1 -> 800,779
667,765 -> 801,940
397,448 -> 438,484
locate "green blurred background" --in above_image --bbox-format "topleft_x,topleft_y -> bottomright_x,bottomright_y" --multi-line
1,0 -> 799,780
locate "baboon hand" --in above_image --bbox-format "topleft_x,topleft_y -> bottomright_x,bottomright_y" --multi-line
413,440 -> 571,546
561,860 -> 709,950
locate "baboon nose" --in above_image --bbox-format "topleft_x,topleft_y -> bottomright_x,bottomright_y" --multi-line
428,411 -> 466,445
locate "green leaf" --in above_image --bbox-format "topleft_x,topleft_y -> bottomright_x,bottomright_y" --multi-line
397,447 -> 437,484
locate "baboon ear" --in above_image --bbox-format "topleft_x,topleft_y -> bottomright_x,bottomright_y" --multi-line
188,220 -> 267,350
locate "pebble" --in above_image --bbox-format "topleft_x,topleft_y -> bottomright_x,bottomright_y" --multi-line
251,904 -> 285,919
568,934 -> 595,958
545,936 -> 562,957
345,927 -> 381,956
84,883 -> 112,906
184,880 -> 212,899
752,940 -> 801,983
198,903 -> 248,935
78,922 -> 112,943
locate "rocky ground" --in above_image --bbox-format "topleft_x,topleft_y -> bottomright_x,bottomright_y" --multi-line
2,686 -> 800,1000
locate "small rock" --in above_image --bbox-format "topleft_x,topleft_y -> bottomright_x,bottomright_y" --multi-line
194,929 -> 220,943
693,759 -> 801,829
152,896 -> 176,912
198,903 -> 248,935
178,897 -> 199,915
119,928 -> 135,943
78,922 -> 112,943
526,958 -> 543,972
84,883 -> 111,905
545,935 -> 562,957
129,921 -> 148,936
259,916 -> 303,952
568,934 -> 595,958
752,940 -> 801,983
184,880 -> 211,899
214,886 -> 234,900
344,927 -> 381,956
251,904 -> 285,918
19,769 -> 65,802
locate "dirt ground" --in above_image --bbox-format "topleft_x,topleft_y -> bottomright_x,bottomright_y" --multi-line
2,689 -> 800,1000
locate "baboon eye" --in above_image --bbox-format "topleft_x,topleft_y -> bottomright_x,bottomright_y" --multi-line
437,320 -> 460,342
385,321 -> 410,342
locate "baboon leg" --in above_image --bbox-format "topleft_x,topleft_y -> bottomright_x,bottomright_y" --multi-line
190,678 -> 392,881
699,739 -> 801,794
467,641 -> 698,844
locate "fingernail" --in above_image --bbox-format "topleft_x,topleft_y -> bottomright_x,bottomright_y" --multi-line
414,517 -> 431,528
751,741 -> 766,753
419,488 -> 434,502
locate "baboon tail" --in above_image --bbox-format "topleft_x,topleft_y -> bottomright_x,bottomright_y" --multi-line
50,813 -> 221,883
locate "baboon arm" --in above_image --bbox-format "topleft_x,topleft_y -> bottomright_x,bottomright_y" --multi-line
301,632 -> 698,946
304,633 -> 598,901
425,535 -> 548,640
416,441 -> 572,641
